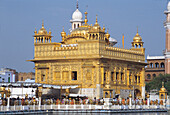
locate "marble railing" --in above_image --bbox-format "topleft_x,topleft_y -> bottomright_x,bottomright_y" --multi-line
0,104 -> 167,111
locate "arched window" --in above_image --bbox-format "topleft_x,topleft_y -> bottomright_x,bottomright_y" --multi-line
93,34 -> 95,39
155,62 -> 159,68
96,34 -> 98,40
74,24 -> 76,29
149,63 -> 153,68
153,74 -> 156,78
77,24 -> 79,28
147,74 -> 151,79
160,62 -> 164,68
135,44 -> 138,48
139,44 -> 141,48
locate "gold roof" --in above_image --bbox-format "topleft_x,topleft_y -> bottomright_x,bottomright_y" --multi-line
133,28 -> 142,42
159,82 -> 167,92
38,21 -> 48,35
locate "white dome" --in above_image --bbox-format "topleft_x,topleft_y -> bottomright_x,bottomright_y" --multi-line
109,37 -> 117,46
109,37 -> 117,43
72,9 -> 83,20
167,2 -> 170,11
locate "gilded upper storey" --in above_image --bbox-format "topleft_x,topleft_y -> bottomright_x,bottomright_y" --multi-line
29,5 -> 145,65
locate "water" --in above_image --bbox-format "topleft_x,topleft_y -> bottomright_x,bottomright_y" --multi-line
43,110 -> 170,115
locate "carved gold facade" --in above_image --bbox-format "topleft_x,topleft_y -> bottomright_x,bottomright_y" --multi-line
29,7 -> 147,99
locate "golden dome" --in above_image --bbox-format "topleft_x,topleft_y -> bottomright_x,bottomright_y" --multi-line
71,26 -> 89,35
38,21 -> 48,35
105,29 -> 110,39
61,27 -> 66,38
133,28 -> 142,42
159,82 -> 167,92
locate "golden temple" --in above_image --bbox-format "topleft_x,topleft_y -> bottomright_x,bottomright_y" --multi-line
29,3 -> 147,99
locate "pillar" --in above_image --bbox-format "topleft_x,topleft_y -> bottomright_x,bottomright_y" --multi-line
137,74 -> 139,85
129,92 -> 132,109
101,66 -> 104,84
127,70 -> 130,86
118,68 -> 121,84
114,67 -> 116,84
7,97 -> 10,111
39,97 -> 41,110
147,94 -> 150,108
140,68 -> 145,99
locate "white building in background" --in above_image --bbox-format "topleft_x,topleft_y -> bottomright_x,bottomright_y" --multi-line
0,68 -> 16,82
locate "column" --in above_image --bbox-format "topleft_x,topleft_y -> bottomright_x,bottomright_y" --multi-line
43,37 -> 45,43
118,68 -> 121,84
114,67 -> 116,84
92,67 -> 94,84
34,37 -> 36,43
69,71 -> 72,81
108,70 -> 111,84
127,70 -> 130,86
7,97 -> 10,111
140,68 -> 145,99
147,94 -> 150,108
39,97 -> 41,110
129,92 -> 132,109
131,73 -> 134,85
101,66 -> 104,84
137,74 -> 139,85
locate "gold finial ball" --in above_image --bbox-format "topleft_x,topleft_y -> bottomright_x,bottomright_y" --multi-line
105,33 -> 110,39
129,93 -> 132,98
25,93 -> 28,98
103,27 -> 105,31
147,93 -> 150,98
61,31 -> 66,38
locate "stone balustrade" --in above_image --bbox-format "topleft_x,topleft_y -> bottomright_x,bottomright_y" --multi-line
0,104 -> 167,111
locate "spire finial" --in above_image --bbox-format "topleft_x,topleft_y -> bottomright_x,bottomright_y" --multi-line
84,11 -> 88,24
76,0 -> 78,9
137,26 -> 138,33
49,28 -> 51,34
42,20 -> 44,28
103,24 -> 105,31
62,26 -> 65,32
34,27 -> 37,34
162,81 -> 164,88
96,14 -> 98,24
107,28 -> 109,33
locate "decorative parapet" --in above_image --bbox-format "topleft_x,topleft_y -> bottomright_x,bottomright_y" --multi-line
105,46 -> 145,62
54,46 -> 78,51
105,47 -> 144,55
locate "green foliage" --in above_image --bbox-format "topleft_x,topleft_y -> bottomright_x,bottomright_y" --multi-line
145,74 -> 170,94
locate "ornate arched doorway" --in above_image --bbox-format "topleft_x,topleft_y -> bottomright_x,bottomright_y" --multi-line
134,89 -> 141,99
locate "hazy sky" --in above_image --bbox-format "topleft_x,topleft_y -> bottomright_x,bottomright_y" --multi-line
0,0 -> 168,72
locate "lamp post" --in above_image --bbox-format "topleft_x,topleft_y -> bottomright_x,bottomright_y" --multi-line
7,88 -> 11,111
31,89 -> 34,98
147,93 -> 150,108
38,88 -> 42,110
129,91 -> 132,109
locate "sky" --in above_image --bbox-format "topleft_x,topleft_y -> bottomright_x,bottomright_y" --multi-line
0,0 -> 168,72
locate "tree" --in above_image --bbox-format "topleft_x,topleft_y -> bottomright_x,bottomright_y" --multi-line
145,74 -> 170,94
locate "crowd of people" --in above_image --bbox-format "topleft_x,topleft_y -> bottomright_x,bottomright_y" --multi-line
0,97 -> 164,106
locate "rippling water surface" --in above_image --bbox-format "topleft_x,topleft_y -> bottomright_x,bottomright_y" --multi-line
46,111 -> 169,115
